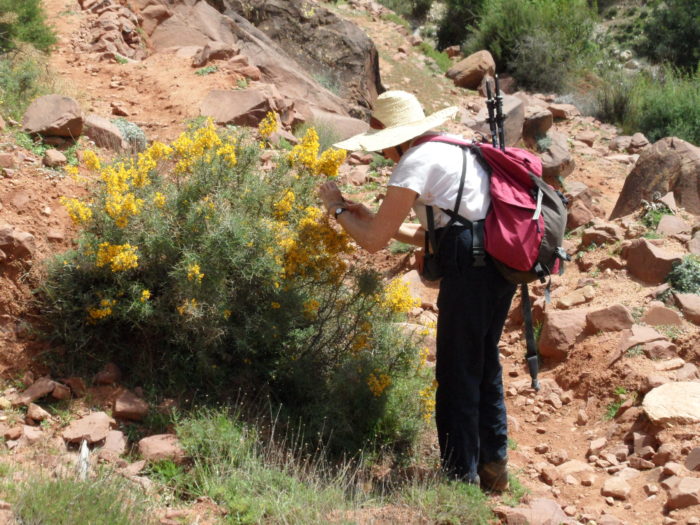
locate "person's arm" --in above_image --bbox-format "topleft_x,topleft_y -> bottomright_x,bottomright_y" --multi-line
319,182 -> 417,253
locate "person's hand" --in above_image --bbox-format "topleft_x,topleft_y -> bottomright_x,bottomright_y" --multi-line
317,180 -> 345,213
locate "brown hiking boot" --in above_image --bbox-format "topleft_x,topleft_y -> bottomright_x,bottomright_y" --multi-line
478,458 -> 509,492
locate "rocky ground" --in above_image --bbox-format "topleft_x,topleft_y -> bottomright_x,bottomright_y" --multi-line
0,0 -> 699,524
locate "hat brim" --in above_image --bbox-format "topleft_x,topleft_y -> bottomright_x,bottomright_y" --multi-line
333,106 -> 459,152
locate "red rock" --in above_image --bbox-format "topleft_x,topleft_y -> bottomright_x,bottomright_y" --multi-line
642,302 -> 683,326
657,215 -> 691,236
11,377 -> 56,406
51,382 -> 71,400
98,430 -> 127,462
674,293 -> 700,325
586,304 -> 634,333
547,103 -> 581,120
495,497 -> 574,525
113,390 -> 149,421
539,309 -> 588,360
83,114 -> 128,152
601,476 -> 631,500
446,50 -> 495,89
62,377 -> 87,397
665,476 -> 700,510
138,434 -> 186,463
685,447 -> 700,471
22,94 -> 83,138
643,340 -> 678,360
94,362 -> 121,385
26,403 -> 50,422
624,239 -> 682,284
62,412 -> 115,444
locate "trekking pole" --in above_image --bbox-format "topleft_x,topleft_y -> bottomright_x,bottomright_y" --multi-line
485,80 -> 498,148
494,75 -> 506,151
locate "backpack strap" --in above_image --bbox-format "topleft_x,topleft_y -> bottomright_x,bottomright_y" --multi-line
520,283 -> 540,391
424,146 -> 469,258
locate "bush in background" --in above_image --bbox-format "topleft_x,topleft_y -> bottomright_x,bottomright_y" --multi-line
636,0 -> 699,73
0,0 -> 56,53
463,0 -> 598,92
39,119 -> 431,457
590,66 -> 700,146
436,0 -> 485,50
624,67 -> 700,145
377,0 -> 434,23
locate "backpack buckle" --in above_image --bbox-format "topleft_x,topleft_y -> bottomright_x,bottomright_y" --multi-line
473,249 -> 486,267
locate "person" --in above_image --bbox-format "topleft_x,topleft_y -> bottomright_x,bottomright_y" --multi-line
317,90 -> 516,491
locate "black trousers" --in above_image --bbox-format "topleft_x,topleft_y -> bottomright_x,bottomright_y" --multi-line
434,226 -> 516,482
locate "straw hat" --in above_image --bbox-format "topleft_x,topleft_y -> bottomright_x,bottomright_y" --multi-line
333,90 -> 458,152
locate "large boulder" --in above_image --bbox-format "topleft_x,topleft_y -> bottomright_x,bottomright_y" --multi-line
610,137 -> 700,219
446,50 -> 495,90
522,107 -> 553,149
22,95 -> 83,138
223,0 -> 382,117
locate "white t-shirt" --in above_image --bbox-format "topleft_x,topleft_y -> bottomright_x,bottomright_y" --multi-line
388,134 -> 491,228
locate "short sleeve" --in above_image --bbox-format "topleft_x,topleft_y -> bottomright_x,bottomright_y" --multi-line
387,146 -> 432,197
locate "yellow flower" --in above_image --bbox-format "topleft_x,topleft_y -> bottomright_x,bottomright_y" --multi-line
223,309 -> 232,319
216,142 -> 237,166
314,148 -> 346,178
258,111 -> 278,141
87,298 -> 117,321
140,289 -> 151,302
381,279 -> 420,314
95,243 -> 139,272
187,263 -> 204,283
271,302 -> 281,309
82,150 -> 101,172
274,190 -> 295,219
153,192 -> 166,208
419,379 -> 438,422
367,370 -> 391,397
64,165 -> 79,177
60,197 -> 93,224
287,127 -> 319,171
302,298 -> 320,319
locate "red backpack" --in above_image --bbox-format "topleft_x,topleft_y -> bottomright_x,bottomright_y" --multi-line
414,135 -> 570,284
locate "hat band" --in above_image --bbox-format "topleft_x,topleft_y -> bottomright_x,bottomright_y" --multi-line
370,117 -> 385,130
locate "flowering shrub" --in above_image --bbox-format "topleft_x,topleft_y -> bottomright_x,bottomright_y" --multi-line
40,119 -> 429,456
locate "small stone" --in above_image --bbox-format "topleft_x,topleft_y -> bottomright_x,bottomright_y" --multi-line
602,477 -> 631,500
663,462 -> 685,478
588,437 -> 607,457
43,149 -> 67,168
26,403 -> 50,422
51,383 -> 71,400
138,434 -> 186,463
644,483 -> 659,495
113,390 -> 149,421
577,410 -> 589,425
535,443 -> 549,454
685,447 -> 700,471
94,363 -> 121,385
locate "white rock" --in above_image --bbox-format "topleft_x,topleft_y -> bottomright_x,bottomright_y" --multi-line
643,382 -> 700,426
